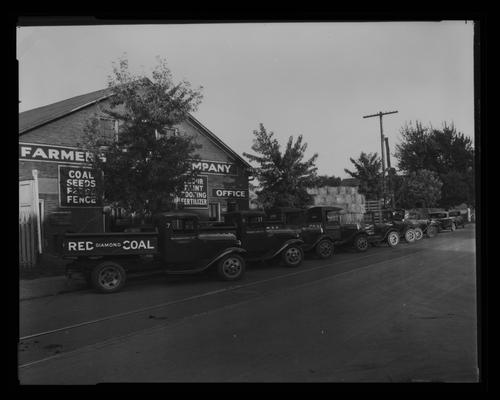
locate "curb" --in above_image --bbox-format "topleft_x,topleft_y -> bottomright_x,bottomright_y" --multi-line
19,276 -> 88,302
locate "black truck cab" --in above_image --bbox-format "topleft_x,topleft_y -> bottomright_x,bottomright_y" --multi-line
221,210 -> 304,267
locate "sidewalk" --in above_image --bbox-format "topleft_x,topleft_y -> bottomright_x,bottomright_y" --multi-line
20,275 -> 88,301
19,254 -> 88,301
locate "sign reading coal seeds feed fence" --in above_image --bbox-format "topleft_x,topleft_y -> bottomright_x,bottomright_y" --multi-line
59,166 -> 103,208
178,176 -> 208,209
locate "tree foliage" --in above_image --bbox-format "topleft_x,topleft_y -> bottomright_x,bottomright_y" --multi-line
243,124 -> 318,208
394,169 -> 443,209
344,152 -> 382,200
308,174 -> 342,188
395,121 -> 474,207
81,56 -> 204,214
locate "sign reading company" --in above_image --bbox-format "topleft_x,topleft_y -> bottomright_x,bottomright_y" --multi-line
190,160 -> 236,175
19,142 -> 93,164
212,188 -> 248,199
58,166 -> 103,208
177,175 -> 208,209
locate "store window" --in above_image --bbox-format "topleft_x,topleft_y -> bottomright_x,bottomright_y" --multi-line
99,117 -> 119,141
227,202 -> 238,212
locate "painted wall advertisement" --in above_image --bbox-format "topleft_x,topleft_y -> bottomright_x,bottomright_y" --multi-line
178,175 -> 208,209
20,142 -> 93,164
59,166 -> 103,208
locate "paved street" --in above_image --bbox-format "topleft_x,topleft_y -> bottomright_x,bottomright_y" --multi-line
19,225 -> 478,383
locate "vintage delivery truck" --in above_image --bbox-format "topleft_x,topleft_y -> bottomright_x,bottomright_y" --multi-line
214,210 -> 305,267
61,211 -> 247,293
265,206 -> 372,259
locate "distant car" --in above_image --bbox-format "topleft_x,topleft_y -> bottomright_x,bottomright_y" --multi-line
362,211 -> 402,248
370,209 -> 419,244
428,211 -> 465,231
395,210 -> 440,240
448,210 -> 467,228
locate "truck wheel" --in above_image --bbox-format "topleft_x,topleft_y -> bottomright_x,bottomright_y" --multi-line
387,231 -> 400,247
216,254 -> 245,281
282,245 -> 303,267
353,235 -> 369,252
315,240 -> 333,259
414,227 -> 424,241
426,225 -> 438,238
404,229 -> 416,243
91,261 -> 126,293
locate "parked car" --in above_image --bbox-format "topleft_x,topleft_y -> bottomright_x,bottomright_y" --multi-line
61,211 -> 247,293
266,206 -> 372,258
448,210 -> 467,228
428,210 -> 464,231
407,218 -> 439,239
219,210 -> 305,267
405,211 -> 440,239
362,211 -> 403,247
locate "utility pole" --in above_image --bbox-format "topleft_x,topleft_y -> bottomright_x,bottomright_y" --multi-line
362,110 -> 398,206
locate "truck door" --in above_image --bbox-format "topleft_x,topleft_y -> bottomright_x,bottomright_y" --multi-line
163,218 -> 204,268
243,216 -> 273,257
324,210 -> 342,240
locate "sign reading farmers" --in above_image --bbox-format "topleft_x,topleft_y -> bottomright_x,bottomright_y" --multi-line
190,160 -> 236,175
212,188 -> 248,198
178,175 -> 208,209
59,166 -> 103,208
20,142 -> 93,164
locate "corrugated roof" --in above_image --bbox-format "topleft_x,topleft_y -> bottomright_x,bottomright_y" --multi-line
18,86 -> 251,169
19,88 -> 113,134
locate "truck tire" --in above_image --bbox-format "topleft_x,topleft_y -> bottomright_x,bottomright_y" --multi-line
426,225 -> 438,238
91,261 -> 127,293
282,245 -> 303,267
315,239 -> 334,259
387,231 -> 400,247
216,254 -> 245,281
353,234 -> 369,252
414,227 -> 424,241
404,229 -> 416,243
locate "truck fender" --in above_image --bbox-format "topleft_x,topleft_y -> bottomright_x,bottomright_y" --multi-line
271,238 -> 304,258
382,228 -> 398,240
205,247 -> 247,269
310,235 -> 334,249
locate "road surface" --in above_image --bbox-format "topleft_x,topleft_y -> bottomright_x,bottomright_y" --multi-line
19,225 -> 478,383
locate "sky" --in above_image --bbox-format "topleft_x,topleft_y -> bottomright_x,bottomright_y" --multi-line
17,21 -> 475,179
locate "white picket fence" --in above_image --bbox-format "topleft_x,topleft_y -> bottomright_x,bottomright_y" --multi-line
19,210 -> 37,269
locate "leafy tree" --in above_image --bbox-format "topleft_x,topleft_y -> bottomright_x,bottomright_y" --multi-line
344,152 -> 382,200
81,56 -> 204,215
394,169 -> 443,209
243,123 -> 318,208
308,174 -> 342,188
395,121 -> 474,207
